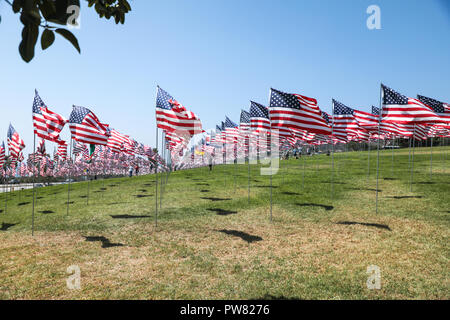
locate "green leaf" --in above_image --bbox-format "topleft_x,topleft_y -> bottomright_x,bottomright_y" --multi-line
19,24 -> 39,62
55,28 -> 80,53
41,29 -> 55,50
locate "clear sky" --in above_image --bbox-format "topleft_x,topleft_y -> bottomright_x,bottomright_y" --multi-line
0,0 -> 449,155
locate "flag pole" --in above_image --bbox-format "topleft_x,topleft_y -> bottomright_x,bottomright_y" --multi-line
155,126 -> 158,228
375,84 -> 382,215
66,138 -> 73,216
331,103 -> 335,200
410,125 -> 416,192
367,138 -> 371,181
31,133 -> 36,236
430,136 -> 433,181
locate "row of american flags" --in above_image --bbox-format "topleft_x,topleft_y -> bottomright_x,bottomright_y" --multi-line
1,84 -> 449,177
171,84 -> 449,167
1,90 -> 167,178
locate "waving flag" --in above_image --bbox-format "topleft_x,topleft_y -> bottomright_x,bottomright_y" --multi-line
0,141 -> 5,169
417,95 -> 450,127
7,124 -> 26,160
155,86 -> 202,135
69,105 -> 110,145
381,84 -> 444,124
57,143 -> 68,161
32,90 -> 68,144
107,129 -> 130,153
332,100 -> 360,141
354,109 -> 379,131
224,116 -> 239,139
250,101 -> 271,132
269,88 -> 331,136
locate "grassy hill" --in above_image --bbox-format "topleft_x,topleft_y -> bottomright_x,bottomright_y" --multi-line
0,147 -> 449,299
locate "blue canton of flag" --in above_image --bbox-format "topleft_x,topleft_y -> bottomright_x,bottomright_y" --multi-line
250,101 -> 269,119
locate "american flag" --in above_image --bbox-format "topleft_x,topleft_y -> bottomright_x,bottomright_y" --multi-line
332,100 -> 360,141
155,86 -> 202,136
224,116 -> 239,140
417,95 -> 450,128
57,143 -> 68,161
73,141 -> 87,155
250,101 -> 271,132
269,88 -> 332,136
0,141 -> 5,169
381,84 -> 444,124
37,138 -> 46,156
353,109 -> 379,131
32,90 -> 68,144
69,105 -> 110,145
7,124 -> 26,160
240,110 -> 251,132
107,129 -> 130,153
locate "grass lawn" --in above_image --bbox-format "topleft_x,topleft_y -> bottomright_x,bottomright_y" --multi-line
0,146 -> 449,299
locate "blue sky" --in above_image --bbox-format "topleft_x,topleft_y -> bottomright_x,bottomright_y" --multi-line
0,0 -> 449,155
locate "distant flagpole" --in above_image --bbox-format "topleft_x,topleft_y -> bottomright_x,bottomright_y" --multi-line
155,126 -> 158,228
410,124 -> 416,192
375,84 -> 383,215
66,138 -> 73,216
31,133 -> 36,236
331,103 -> 335,200
430,136 -> 433,180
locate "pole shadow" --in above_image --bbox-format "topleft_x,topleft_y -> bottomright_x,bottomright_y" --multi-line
17,202 -> 30,206
83,236 -> 124,248
296,203 -> 334,211
336,221 -> 391,231
110,214 -> 151,219
207,208 -> 238,216
200,190 -> 210,193
281,191 -> 301,195
201,197 -> 231,201
216,229 -> 262,243
39,210 -> 55,214
135,194 -> 152,198
386,196 -> 423,199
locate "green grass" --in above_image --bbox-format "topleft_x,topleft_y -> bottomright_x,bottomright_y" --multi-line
0,146 -> 449,299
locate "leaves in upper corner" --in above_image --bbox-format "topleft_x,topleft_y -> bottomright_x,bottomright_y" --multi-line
41,28 -> 55,50
55,28 -> 81,53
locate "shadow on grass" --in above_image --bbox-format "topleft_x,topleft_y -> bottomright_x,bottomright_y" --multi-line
383,178 -> 397,181
39,210 -> 54,214
200,190 -> 210,193
135,194 -> 152,198
347,187 -> 382,192
336,221 -> 391,231
83,236 -> 124,248
17,202 -> 30,206
296,203 -> 334,211
386,196 -> 423,199
281,191 -> 301,195
196,183 -> 210,186
320,181 -> 347,185
207,208 -> 237,216
254,185 -> 279,189
0,223 -> 17,231
201,197 -> 231,201
110,214 -> 151,219
414,181 -> 436,185
138,189 -> 147,192
217,229 -> 262,243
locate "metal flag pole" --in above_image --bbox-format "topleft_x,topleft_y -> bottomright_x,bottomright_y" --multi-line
3,168 -> 7,215
31,133 -> 36,236
367,138 -> 371,181
155,126 -> 158,228
391,138 -> 394,177
66,138 -> 73,216
375,84 -> 383,215
86,162 -> 90,206
247,135 -> 250,203
430,136 -> 433,181
302,143 -> 305,189
160,131 -> 164,210
331,103 -> 335,200
410,125 -> 416,192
